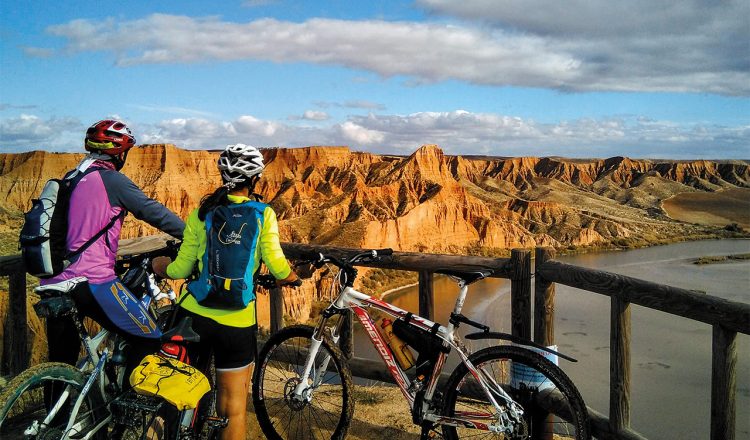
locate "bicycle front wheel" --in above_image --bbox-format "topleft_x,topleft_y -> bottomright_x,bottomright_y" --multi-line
252,325 -> 354,440
0,362 -> 107,440
442,345 -> 589,440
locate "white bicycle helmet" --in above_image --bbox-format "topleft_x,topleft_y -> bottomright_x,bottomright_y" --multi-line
217,143 -> 265,185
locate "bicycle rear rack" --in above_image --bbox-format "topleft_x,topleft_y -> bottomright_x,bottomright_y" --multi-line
110,393 -> 164,428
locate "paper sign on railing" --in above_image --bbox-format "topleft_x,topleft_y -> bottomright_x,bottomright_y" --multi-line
510,344 -> 558,391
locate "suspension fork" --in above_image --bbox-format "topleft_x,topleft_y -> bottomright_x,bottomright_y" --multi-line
292,311 -> 343,398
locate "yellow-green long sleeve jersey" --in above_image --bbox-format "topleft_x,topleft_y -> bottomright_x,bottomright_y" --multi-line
166,194 -> 291,327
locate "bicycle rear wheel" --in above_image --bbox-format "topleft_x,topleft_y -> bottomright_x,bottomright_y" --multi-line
0,362 -> 107,440
442,345 -> 589,440
252,325 -> 354,440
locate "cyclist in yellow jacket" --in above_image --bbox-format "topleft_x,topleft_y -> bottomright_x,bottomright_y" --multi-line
153,143 -> 298,440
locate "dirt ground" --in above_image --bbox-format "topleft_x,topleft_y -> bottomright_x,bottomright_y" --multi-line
245,384 -> 422,439
662,187 -> 750,229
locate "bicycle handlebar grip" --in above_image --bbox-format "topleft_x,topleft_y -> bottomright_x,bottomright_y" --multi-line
374,248 -> 394,256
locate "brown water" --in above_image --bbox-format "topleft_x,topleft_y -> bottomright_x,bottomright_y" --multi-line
353,239 -> 750,439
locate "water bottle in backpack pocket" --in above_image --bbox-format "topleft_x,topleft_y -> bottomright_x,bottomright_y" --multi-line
189,202 -> 264,310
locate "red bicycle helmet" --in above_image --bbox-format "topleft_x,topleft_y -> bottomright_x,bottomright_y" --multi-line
84,120 -> 136,155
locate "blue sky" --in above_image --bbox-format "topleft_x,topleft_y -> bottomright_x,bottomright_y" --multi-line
1,0 -> 748,158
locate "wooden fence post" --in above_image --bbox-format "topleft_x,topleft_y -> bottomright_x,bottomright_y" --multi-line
2,272 -> 28,376
510,249 -> 532,340
418,271 -> 434,321
533,247 -> 556,440
534,247 -> 556,347
610,295 -> 631,432
270,286 -> 283,334
711,324 -> 736,440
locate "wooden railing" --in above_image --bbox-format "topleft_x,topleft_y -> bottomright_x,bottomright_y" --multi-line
534,248 -> 749,440
2,243 -> 748,440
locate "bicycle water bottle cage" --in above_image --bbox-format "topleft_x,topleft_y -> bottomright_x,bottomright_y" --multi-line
160,316 -> 200,343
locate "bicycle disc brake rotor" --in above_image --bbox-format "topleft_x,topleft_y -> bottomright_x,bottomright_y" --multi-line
283,377 -> 309,411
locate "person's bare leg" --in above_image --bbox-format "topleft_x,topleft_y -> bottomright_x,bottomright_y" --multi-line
216,364 -> 253,440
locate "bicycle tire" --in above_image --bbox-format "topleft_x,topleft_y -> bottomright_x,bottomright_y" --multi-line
0,362 -> 107,440
441,345 -> 589,440
252,325 -> 354,440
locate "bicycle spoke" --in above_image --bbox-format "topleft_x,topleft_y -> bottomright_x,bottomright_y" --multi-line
253,326 -> 353,439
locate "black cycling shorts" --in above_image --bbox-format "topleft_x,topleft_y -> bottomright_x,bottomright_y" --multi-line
176,307 -> 257,371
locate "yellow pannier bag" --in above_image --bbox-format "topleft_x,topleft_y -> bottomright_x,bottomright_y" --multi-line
129,354 -> 210,410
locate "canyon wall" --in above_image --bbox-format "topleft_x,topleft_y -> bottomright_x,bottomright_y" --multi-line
1,144 -> 748,321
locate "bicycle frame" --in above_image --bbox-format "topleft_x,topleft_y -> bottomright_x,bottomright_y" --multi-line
298,278 -> 523,434
31,274 -> 171,440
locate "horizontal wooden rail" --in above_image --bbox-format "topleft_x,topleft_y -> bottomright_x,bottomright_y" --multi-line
280,242 -> 513,278
536,260 -> 750,335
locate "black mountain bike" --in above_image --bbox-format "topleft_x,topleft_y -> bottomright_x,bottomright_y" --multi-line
0,242 -> 225,440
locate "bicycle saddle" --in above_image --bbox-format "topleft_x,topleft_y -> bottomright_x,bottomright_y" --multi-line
435,269 -> 493,285
34,276 -> 89,295
161,316 -> 201,343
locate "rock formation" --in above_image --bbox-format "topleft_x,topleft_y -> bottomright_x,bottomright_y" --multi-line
1,143 -> 748,322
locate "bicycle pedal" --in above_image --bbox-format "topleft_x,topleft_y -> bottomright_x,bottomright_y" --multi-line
419,423 -> 439,439
205,415 -> 228,428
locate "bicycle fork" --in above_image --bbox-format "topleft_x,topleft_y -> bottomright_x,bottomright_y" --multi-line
292,315 -> 342,402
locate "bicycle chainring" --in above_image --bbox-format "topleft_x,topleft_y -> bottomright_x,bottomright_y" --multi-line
39,429 -> 65,440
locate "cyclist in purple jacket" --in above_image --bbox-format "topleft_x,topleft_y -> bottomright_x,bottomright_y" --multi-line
42,119 -> 185,374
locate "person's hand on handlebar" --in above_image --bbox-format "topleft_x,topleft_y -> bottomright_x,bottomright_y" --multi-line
152,256 -> 172,279
277,271 -> 303,288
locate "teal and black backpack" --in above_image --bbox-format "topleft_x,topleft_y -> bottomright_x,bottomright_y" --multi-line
188,201 -> 265,310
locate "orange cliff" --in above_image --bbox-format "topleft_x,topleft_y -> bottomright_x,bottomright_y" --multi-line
1,143 -> 749,323
1,143 -> 748,249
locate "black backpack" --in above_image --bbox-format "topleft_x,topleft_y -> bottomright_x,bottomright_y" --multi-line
19,166 -> 123,278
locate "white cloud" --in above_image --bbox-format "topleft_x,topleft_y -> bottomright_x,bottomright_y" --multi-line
289,110 -> 330,121
337,121 -> 385,145
418,0 -> 750,95
2,112 -> 747,159
0,114 -> 82,151
42,11 -> 750,95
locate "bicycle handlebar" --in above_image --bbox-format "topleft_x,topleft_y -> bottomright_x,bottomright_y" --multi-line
304,248 -> 394,268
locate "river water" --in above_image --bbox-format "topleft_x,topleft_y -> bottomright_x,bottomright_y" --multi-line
352,239 -> 750,439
